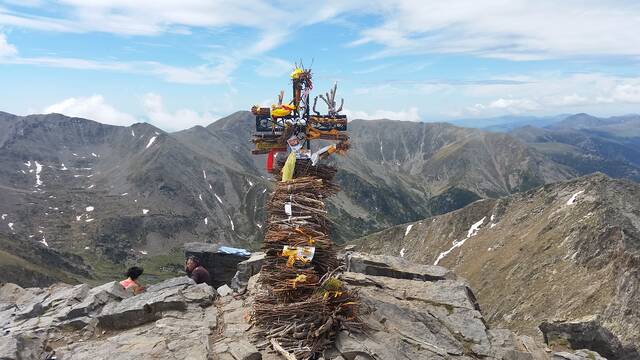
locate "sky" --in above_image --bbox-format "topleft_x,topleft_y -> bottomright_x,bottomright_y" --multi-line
1,0 -> 640,131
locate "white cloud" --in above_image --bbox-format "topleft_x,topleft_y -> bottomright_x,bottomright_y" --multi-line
601,82 -> 640,104
344,107 -> 421,121
0,32 -> 17,57
1,54 -> 236,85
468,98 -> 539,115
454,73 -> 640,117
142,93 -> 218,130
351,0 -> 640,60
42,93 -> 221,130
43,95 -> 137,126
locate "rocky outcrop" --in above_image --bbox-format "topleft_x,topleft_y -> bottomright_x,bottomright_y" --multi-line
230,251 -> 266,292
0,276 -> 216,360
540,316 -> 640,360
184,242 -> 250,288
0,253 -> 607,360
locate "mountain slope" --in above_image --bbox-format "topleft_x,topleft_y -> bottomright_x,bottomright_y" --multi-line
0,113 -> 269,284
355,173 -> 640,350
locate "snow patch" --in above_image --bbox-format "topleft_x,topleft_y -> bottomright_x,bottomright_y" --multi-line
566,190 -> 584,206
145,136 -> 157,149
228,215 -> 234,231
490,223 -> 497,228
60,163 -> 68,170
467,217 -> 485,237
87,184 -> 95,189
8,223 -> 14,231
204,217 -> 208,225
91,152 -> 98,157
24,161 -> 31,167
34,161 -> 43,187
140,250 -> 148,255
247,179 -> 254,187
202,169 -> 207,179
131,129 -> 135,137
214,193 -> 223,204
84,246 -> 90,250
85,218 -> 94,222
256,223 -> 263,229
40,236 -> 48,247
400,248 -> 406,257
434,217 -> 486,265
199,194 -> 203,201
262,189 -> 267,194
76,215 -> 83,221
1,214 -> 6,220
86,206 -> 94,212
121,193 -> 128,196
72,153 -> 78,157
142,209 -> 149,215
404,224 -> 413,236
208,183 -> 212,189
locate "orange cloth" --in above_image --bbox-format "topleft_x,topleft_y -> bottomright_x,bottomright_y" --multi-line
120,278 -> 138,289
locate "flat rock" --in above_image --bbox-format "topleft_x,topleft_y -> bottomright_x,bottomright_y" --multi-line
345,252 -> 455,282
227,339 -> 261,360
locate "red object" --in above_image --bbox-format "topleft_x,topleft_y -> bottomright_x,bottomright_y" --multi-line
266,148 -> 286,172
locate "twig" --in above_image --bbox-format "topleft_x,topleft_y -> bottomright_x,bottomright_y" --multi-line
271,338 -> 298,360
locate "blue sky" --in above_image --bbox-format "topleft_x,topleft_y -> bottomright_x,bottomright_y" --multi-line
1,1 -> 640,130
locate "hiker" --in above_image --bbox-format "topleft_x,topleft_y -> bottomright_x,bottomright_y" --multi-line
120,266 -> 145,294
185,256 -> 210,284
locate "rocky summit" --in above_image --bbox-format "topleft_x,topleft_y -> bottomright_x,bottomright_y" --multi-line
0,252 -> 608,360
356,173 -> 640,359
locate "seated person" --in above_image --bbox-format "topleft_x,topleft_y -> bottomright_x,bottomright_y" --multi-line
120,266 -> 145,294
185,256 -> 210,285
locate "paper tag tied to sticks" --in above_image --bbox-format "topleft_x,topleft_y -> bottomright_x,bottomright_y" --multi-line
281,245 -> 316,267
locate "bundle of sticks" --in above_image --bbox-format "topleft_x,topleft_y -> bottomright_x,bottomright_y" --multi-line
272,158 -> 339,183
252,158 -> 360,359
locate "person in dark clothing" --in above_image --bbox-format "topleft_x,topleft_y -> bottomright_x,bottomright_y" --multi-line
185,256 -> 210,284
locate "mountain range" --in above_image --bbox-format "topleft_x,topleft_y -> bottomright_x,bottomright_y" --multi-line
0,110 -> 637,287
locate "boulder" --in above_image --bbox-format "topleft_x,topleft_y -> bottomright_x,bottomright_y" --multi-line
61,281 -> 131,321
540,315 -> 639,359
345,252 -> 455,282
230,252 -> 265,291
98,277 -> 215,330
0,332 -> 47,360
217,284 -> 233,297
184,242 -> 250,287
338,271 -> 488,358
